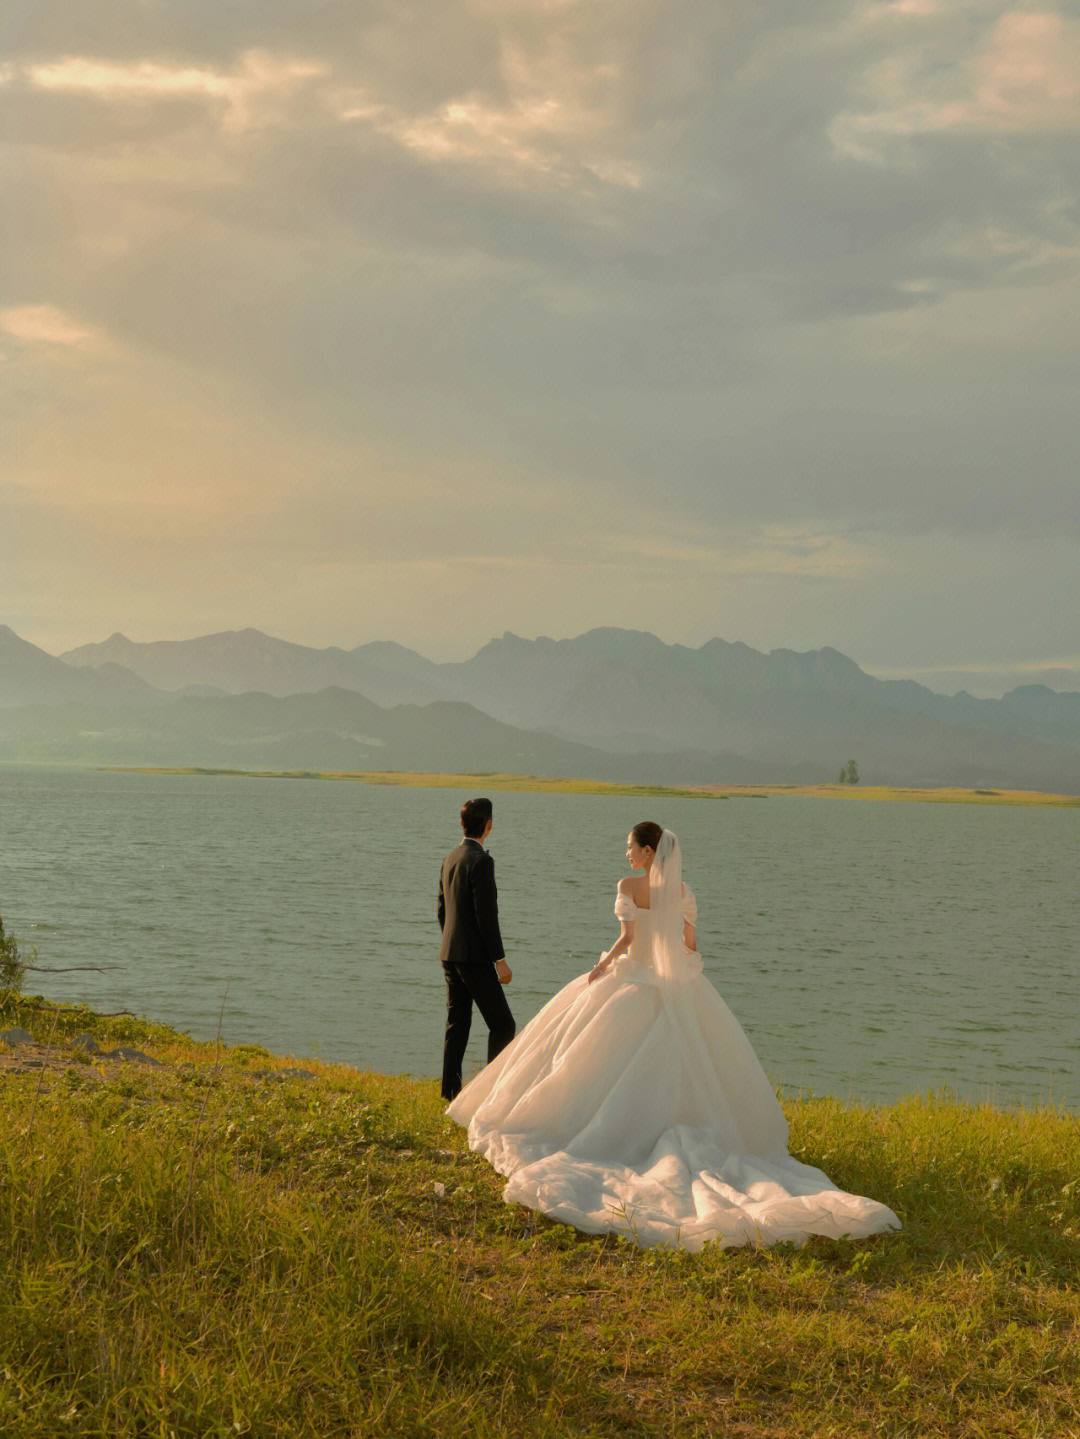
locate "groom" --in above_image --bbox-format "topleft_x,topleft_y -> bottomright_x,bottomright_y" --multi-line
437,797 -> 516,1102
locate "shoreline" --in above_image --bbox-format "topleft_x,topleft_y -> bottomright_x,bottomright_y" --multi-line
3,993 -> 1077,1117
98,765 -> 1080,806
5,995 -> 1077,1116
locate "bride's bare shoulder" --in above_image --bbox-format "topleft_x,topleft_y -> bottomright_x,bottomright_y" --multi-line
618,875 -> 647,899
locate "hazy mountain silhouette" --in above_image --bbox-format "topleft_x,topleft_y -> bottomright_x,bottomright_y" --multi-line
2,625 -> 1076,788
0,685 -> 783,783
0,625 -> 156,708
61,629 -> 443,706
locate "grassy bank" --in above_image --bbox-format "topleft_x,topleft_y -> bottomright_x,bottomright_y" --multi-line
102,766 -> 1080,806
2,996 -> 1078,1437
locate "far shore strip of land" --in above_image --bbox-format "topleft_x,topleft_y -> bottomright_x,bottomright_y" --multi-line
102,766 -> 1080,806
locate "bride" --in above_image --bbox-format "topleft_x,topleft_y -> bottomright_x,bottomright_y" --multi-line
446,822 -> 901,1250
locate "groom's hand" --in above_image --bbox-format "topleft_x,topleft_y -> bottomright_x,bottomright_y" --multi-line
495,958 -> 512,985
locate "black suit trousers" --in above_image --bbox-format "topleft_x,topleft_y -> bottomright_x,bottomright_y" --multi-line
442,960 -> 516,1102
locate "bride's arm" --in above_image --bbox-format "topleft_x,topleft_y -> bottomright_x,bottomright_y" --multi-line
588,920 -> 633,983
681,882 -> 697,952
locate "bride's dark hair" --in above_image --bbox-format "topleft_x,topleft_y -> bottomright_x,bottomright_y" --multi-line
630,820 -> 663,851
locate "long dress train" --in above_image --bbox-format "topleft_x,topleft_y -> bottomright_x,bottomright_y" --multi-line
446,832 -> 900,1251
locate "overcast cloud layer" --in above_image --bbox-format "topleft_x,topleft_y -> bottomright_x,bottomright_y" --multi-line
2,0 -> 1078,694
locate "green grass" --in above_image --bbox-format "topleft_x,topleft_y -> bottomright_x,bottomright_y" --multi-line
2,995 -> 1079,1437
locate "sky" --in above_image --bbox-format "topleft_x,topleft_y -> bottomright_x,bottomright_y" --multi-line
2,0 -> 1078,696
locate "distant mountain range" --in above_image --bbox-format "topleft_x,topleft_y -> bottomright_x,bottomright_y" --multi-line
2,624 -> 1079,790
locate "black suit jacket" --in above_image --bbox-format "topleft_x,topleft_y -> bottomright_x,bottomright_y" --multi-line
437,838 -> 505,966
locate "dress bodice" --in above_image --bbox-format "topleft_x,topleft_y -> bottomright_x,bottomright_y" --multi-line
613,883 -> 702,983
614,883 -> 698,927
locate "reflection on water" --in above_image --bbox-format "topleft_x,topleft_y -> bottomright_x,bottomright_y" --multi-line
2,766 -> 1077,1110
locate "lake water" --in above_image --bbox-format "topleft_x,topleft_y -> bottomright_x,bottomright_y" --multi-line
1,766 -> 1077,1111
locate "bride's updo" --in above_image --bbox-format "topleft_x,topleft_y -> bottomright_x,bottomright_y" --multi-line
630,820 -> 663,851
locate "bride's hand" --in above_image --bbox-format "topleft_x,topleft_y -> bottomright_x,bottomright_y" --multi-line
588,953 -> 612,985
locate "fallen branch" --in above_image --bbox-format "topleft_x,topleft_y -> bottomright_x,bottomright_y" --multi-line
24,964 -> 122,974
20,1000 -> 135,1017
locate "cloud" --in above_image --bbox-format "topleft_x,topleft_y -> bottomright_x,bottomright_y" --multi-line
24,50 -> 325,132
2,2 -> 1077,678
341,29 -> 645,191
971,11 -> 1080,131
1,303 -> 104,348
831,8 -> 1080,160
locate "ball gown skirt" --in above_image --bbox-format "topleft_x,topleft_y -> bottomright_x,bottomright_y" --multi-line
446,900 -> 901,1251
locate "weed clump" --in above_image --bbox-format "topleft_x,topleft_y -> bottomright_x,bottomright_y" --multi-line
0,910 -> 31,997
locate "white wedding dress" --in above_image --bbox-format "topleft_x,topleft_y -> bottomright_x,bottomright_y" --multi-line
446,831 -> 900,1251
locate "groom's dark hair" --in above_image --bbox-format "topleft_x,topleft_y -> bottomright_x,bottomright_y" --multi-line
460,797 -> 493,838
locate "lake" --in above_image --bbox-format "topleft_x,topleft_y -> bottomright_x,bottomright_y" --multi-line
1,765 -> 1077,1110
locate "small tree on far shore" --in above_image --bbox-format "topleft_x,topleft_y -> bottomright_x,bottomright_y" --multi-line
837,758 -> 860,785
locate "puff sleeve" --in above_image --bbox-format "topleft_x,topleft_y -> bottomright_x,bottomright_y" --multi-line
613,892 -> 636,923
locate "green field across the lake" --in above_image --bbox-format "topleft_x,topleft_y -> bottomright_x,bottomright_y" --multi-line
105,765 -> 1080,805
